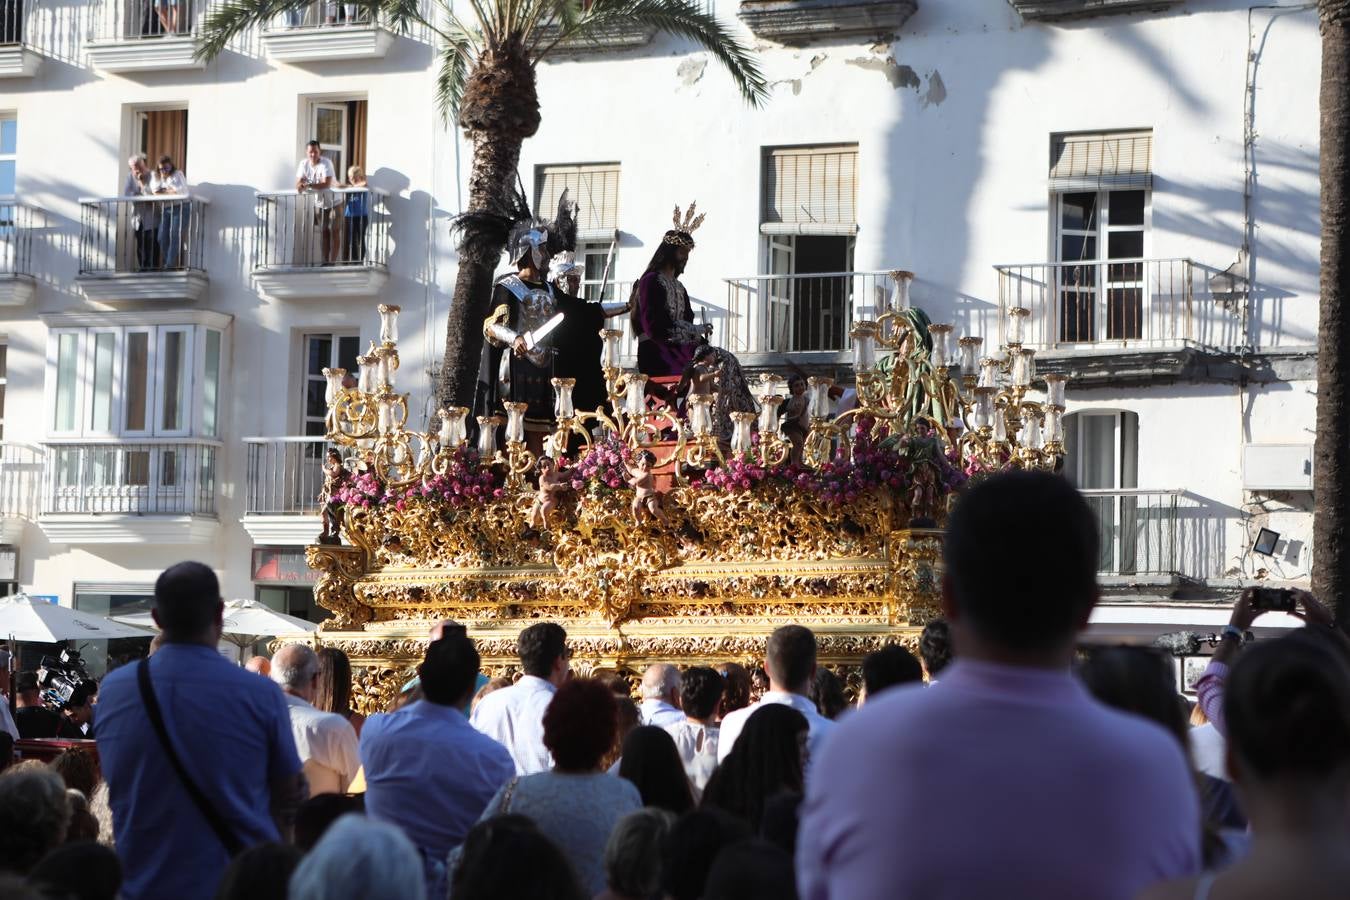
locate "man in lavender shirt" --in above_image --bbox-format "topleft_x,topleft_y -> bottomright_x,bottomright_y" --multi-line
798,471 -> 1201,900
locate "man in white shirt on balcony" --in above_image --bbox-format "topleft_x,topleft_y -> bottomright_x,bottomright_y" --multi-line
122,153 -> 159,271
296,140 -> 341,265
271,643 -> 360,795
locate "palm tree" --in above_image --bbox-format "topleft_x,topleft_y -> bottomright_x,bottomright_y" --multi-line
1314,0 -> 1350,622
198,0 -> 767,412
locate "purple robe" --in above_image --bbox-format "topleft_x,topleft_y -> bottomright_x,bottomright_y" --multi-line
633,270 -> 703,377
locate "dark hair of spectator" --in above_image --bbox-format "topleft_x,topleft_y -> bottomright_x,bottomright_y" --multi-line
306,139 -> 321,149
153,561 -> 222,639
1078,646 -> 1188,747
918,619 -> 953,677
604,809 -> 672,900
758,792 -> 802,858
313,647 -> 354,718
543,678 -> 618,772
607,696 -> 642,772
716,663 -> 751,718
702,839 -> 799,900
810,668 -> 847,720
450,815 -> 588,900
862,645 -> 924,698
680,666 -> 725,720
765,625 -> 817,691
518,622 -> 569,678
943,471 -> 1099,651
49,749 -> 99,801
293,794 -> 365,854
28,841 -> 122,900
419,633 -> 481,706
15,670 -> 38,695
68,681 -> 98,709
213,843 -> 301,900
618,726 -> 696,815
0,766 -> 71,874
660,809 -> 753,900
701,704 -> 808,830
1226,628 -> 1350,781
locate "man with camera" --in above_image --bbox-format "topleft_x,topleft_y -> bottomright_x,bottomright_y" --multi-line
14,670 -> 82,740
1195,585 -> 1336,735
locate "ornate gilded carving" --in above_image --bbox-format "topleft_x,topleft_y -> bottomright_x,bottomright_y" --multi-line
305,544 -> 373,631
893,527 -> 944,625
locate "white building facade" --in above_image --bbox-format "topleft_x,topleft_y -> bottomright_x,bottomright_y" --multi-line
0,0 -> 1320,665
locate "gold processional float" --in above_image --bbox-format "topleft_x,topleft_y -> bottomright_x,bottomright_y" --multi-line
298,274 -> 1068,712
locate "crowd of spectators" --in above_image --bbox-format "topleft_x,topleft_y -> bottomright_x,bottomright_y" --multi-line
2,470 -> 1347,899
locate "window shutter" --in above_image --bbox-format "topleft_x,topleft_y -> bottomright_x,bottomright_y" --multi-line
1049,131 -> 1152,192
760,145 -> 859,236
535,163 -> 620,242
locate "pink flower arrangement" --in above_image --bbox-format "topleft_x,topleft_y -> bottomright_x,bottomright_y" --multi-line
334,446 -> 505,510
571,434 -> 634,497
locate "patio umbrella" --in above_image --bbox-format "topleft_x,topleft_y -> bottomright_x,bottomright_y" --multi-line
0,594 -> 154,643
117,598 -> 317,660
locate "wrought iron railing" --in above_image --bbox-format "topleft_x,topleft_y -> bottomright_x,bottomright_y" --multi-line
90,0 -> 202,39
0,441 -> 43,522
244,436 -> 331,516
78,195 -> 208,276
0,0 -> 31,45
0,199 -> 35,276
995,258 -> 1197,349
41,440 -> 219,516
273,0 -> 374,27
253,188 -> 389,270
723,270 -> 900,355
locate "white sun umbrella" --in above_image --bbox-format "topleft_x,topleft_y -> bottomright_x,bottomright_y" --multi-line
117,598 -> 318,660
0,594 -> 155,643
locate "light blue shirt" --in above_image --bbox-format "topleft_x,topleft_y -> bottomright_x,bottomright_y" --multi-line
95,644 -> 301,900
361,699 -> 515,858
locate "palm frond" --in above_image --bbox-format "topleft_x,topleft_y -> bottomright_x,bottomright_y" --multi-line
538,0 -> 768,106
196,0 -> 297,60
435,25 -> 483,122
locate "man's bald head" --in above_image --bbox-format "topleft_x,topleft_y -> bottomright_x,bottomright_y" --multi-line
245,656 -> 271,677
429,619 -> 465,642
640,663 -> 682,704
271,645 -> 319,702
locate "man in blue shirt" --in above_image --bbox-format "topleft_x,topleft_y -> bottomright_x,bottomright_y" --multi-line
95,562 -> 306,900
361,630 -> 514,891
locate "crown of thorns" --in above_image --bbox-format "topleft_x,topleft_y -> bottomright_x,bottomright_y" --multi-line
662,202 -> 707,248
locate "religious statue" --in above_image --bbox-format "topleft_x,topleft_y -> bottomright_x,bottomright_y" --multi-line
905,417 -> 945,528
317,448 -> 350,545
548,250 -> 629,418
526,455 -> 572,533
626,450 -> 667,526
630,203 -> 713,383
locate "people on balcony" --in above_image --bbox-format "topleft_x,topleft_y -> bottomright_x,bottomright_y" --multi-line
342,166 -> 368,265
122,154 -> 160,272
296,141 -> 341,266
153,0 -> 186,35
149,155 -> 189,270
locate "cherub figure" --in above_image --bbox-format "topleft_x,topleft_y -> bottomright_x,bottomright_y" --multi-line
526,456 -> 571,532
317,448 -> 350,544
677,344 -> 723,401
626,450 -> 667,526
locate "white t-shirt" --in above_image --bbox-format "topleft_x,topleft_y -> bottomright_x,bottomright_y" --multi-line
296,156 -> 338,208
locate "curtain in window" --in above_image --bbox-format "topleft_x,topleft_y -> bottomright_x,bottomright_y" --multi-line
348,100 -> 367,177
144,109 -> 188,172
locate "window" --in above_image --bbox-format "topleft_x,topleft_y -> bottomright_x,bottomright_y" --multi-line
46,321 -> 226,439
306,99 -> 367,183
302,333 -> 359,438
139,108 -> 188,172
0,343 -> 7,440
1050,130 -> 1151,343
1065,410 -> 1140,573
759,144 -> 859,353
73,583 -> 155,677
0,116 -> 14,198
536,163 -> 620,298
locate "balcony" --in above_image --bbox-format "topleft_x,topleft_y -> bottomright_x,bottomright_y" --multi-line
252,188 -> 389,300
38,440 -> 220,544
260,2 -> 394,62
0,3 -> 40,77
77,196 -> 209,304
86,0 -> 205,72
994,258 -> 1236,383
723,269 -> 898,365
0,442 -> 43,544
1006,0 -> 1183,22
738,0 -> 915,45
0,200 -> 37,306
1084,488 -> 1234,590
242,437 -> 327,545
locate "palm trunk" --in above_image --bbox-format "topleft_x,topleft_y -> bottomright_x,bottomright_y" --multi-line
1314,0 -> 1350,620
439,129 -> 528,411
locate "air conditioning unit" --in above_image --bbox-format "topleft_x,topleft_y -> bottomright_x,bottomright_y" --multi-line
1242,443 -> 1313,491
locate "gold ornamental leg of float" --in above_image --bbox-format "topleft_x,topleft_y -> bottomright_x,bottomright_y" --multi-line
894,527 -> 945,626
305,544 -> 373,631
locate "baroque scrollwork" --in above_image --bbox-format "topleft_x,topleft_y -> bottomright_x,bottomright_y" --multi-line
305,544 -> 373,631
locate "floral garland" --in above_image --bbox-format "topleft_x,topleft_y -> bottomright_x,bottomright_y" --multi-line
569,434 -> 634,498
334,446 -> 505,511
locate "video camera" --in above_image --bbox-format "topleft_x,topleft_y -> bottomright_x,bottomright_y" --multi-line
36,648 -> 95,711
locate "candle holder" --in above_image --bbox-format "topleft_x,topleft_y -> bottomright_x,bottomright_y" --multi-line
378,303 -> 401,345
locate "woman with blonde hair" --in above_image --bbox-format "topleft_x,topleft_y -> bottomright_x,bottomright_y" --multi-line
343,165 -> 369,264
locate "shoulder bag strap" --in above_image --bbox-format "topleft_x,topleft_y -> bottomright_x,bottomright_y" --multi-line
499,776 -> 519,815
136,658 -> 245,856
